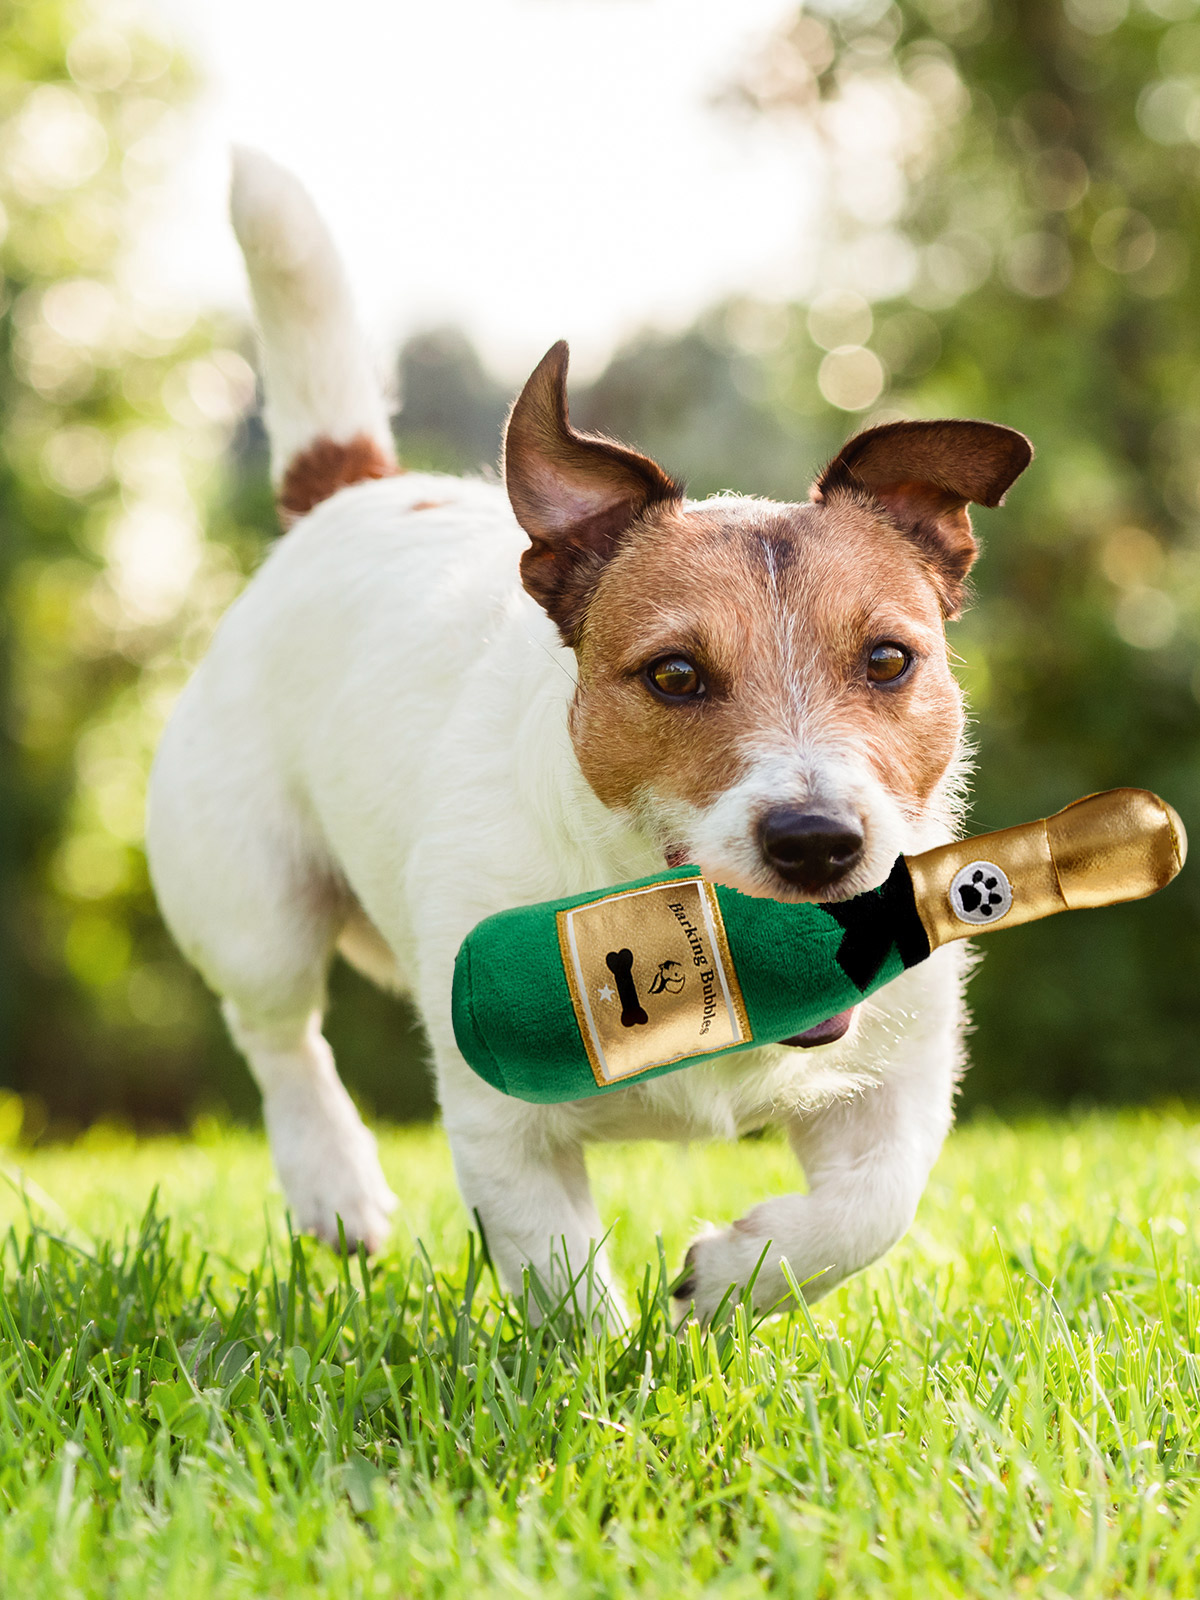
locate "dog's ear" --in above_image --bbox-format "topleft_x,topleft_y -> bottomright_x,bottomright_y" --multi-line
505,341 -> 683,641
813,419 -> 1033,617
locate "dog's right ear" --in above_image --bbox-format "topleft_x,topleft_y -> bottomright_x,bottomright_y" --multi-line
504,341 -> 683,642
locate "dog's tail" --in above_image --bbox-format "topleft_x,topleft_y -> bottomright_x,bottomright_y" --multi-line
230,146 -> 398,525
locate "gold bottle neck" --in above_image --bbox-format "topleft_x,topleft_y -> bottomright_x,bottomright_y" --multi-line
905,789 -> 1187,952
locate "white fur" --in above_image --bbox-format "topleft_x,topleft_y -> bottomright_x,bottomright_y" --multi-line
146,153 -> 969,1319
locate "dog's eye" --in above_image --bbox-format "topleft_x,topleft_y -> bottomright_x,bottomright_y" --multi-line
645,655 -> 705,700
867,643 -> 913,685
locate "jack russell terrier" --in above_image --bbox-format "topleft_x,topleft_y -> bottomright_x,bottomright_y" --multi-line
147,150 -> 1031,1321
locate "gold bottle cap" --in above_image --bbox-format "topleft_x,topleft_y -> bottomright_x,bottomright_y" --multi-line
905,788 -> 1187,951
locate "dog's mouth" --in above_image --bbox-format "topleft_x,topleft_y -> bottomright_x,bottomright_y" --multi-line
663,841 -> 859,1049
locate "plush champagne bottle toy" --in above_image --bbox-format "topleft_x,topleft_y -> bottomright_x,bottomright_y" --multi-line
452,789 -> 1187,1104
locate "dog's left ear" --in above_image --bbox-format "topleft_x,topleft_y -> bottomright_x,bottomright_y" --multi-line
505,341 -> 683,641
813,419 -> 1033,617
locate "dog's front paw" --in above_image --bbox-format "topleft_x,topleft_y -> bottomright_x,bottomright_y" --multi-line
672,1203 -> 836,1322
265,1086 -> 397,1253
672,1222 -> 777,1322
294,1149 -> 397,1254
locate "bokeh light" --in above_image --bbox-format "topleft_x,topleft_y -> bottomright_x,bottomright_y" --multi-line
2,0 -> 1199,1128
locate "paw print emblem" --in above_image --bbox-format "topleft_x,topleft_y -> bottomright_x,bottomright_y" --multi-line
949,859 -> 1013,926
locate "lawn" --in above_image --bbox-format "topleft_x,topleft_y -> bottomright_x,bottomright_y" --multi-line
1,1107 -> 1199,1598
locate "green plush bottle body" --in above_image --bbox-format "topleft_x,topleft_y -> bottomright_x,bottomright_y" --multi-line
452,860 -> 929,1104
451,790 -> 1187,1105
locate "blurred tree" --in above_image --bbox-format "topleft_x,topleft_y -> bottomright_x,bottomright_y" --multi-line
392,326 -> 510,475
192,0 -> 1200,1119
645,0 -> 1200,1109
6,0 -> 1198,1132
574,318 -> 824,504
0,0 -> 433,1133
0,0 -> 241,1126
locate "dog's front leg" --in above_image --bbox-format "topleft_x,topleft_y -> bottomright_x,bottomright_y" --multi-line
675,998 -> 961,1320
417,892 -> 626,1324
441,1098 -> 625,1326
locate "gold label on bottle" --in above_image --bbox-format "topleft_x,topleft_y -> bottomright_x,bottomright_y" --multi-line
556,877 -> 751,1087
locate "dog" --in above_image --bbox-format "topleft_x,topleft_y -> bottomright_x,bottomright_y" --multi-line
146,150 -> 1031,1322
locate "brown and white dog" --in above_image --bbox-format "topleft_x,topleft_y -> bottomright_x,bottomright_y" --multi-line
146,150 -> 1031,1321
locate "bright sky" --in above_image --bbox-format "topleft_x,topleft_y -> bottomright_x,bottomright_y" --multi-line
146,0 -> 816,378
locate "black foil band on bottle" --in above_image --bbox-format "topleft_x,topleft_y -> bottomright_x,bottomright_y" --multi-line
821,857 -> 931,992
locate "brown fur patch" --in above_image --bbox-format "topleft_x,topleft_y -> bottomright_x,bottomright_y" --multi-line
409,500 -> 447,512
277,433 -> 398,527
570,497 -> 963,868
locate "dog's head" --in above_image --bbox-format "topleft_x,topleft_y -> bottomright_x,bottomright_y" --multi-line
505,341 -> 1031,901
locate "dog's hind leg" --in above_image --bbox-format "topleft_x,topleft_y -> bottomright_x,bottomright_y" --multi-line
147,730 -> 397,1251
223,1001 -> 397,1252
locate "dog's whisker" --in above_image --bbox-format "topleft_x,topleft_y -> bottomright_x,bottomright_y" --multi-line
529,636 -> 577,683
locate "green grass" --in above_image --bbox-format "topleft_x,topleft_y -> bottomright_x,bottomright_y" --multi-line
1,1110 -> 1199,1597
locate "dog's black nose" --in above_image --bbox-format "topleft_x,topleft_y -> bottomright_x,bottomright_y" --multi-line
759,809 -> 864,892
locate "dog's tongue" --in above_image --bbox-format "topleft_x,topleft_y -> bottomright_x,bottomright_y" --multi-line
781,1008 -> 856,1049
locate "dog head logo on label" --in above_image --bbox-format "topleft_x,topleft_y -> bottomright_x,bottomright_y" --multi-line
648,959 -> 686,996
949,860 -> 1013,925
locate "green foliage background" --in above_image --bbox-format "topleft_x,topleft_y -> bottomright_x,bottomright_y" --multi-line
1,0 -> 1198,1129
0,0 -> 235,1129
